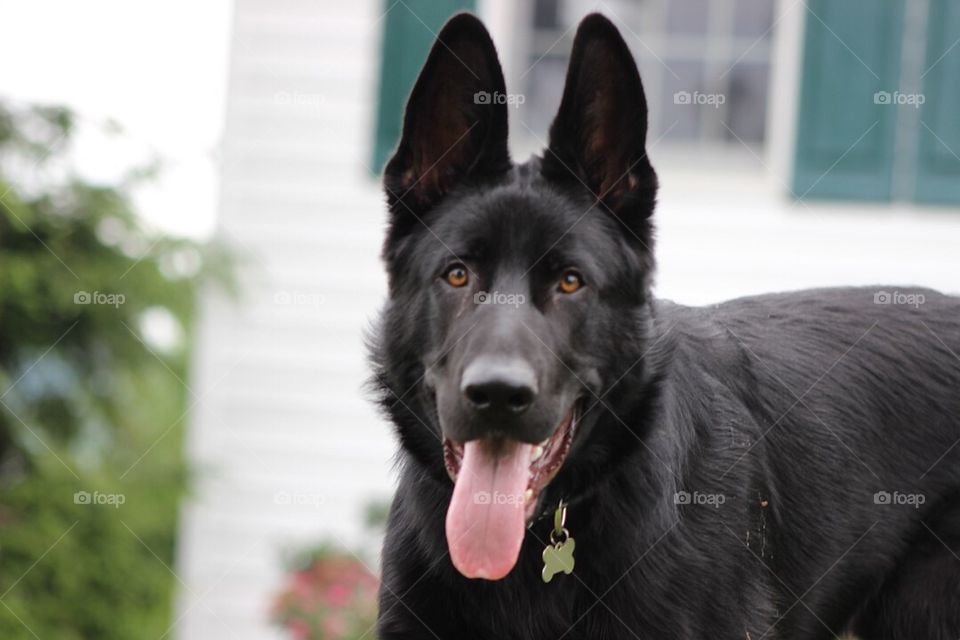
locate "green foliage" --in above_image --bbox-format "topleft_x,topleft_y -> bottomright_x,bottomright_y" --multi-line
0,101 -> 232,638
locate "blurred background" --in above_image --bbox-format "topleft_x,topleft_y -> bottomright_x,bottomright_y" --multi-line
0,1 -> 957,639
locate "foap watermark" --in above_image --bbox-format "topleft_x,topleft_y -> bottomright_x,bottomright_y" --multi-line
274,490 -> 325,508
673,90 -> 726,108
674,490 -> 726,508
74,291 -> 125,308
274,91 -> 325,109
873,91 -> 925,108
474,291 -> 525,307
873,490 -> 925,509
472,490 -> 528,507
274,290 -> 325,308
74,490 -> 126,508
473,90 -> 525,108
874,290 -> 925,308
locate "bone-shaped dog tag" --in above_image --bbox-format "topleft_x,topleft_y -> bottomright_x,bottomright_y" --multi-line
541,536 -> 575,583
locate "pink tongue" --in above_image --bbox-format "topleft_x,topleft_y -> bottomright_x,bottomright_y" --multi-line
445,439 -> 533,580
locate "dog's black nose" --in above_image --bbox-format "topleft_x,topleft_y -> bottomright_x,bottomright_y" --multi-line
461,357 -> 537,414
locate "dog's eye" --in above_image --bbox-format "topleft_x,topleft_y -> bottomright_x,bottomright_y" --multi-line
444,264 -> 469,288
558,269 -> 584,294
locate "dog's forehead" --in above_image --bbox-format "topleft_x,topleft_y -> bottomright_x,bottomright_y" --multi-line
437,177 -> 603,244
429,193 -> 565,263
403,158 -> 637,281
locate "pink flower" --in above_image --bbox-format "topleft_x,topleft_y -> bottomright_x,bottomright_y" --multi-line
289,618 -> 310,640
321,613 -> 348,637
325,583 -> 352,608
272,548 -> 380,639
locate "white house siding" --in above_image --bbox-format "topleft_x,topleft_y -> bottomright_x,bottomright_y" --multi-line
651,149 -> 960,304
177,2 -> 960,639
175,0 -> 391,638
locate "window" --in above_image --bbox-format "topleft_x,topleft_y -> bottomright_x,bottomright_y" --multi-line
517,0 -> 775,147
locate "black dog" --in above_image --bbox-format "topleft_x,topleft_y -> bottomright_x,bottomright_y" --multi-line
369,12 -> 960,639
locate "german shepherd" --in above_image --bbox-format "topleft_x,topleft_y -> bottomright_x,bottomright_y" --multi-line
369,12 -> 960,639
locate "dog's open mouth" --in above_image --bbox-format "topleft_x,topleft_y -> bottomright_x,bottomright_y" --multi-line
442,403 -> 579,580
442,407 -> 578,520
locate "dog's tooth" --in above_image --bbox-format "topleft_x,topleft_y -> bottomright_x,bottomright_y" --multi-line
530,445 -> 544,462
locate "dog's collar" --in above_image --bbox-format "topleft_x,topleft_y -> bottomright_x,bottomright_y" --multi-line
528,493 -> 586,529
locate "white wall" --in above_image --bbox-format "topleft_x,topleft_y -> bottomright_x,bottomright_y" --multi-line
176,1 -> 391,638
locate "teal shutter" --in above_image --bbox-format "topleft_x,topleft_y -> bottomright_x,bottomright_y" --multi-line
915,0 -> 960,204
371,0 -> 476,174
792,1 -> 905,201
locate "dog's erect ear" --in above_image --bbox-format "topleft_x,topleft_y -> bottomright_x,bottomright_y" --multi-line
384,13 -> 510,222
543,13 -> 657,224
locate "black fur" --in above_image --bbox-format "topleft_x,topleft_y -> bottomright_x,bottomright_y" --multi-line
369,12 -> 960,639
